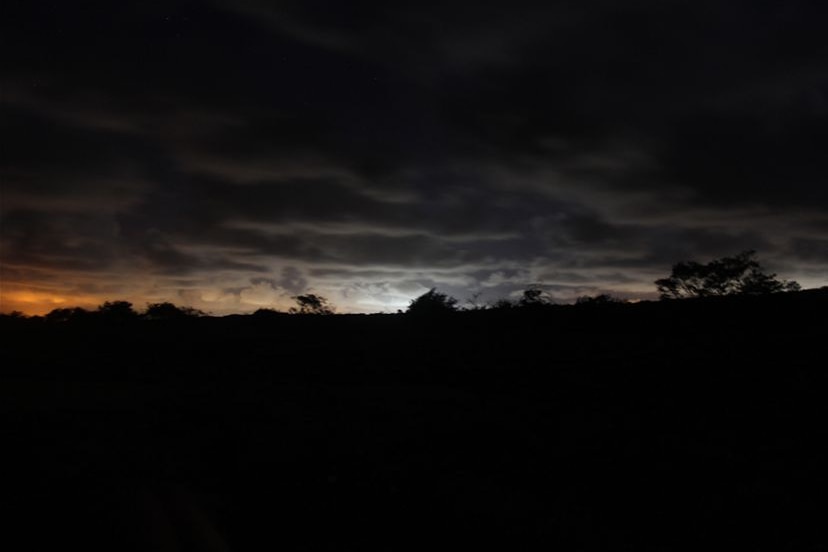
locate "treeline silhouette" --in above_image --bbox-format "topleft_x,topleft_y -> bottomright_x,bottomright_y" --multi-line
2,250 -> 807,323
4,252 -> 827,551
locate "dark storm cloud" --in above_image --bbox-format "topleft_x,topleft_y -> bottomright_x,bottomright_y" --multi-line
3,0 -> 827,313
1,210 -> 123,271
789,238 -> 828,264
0,104 -> 155,211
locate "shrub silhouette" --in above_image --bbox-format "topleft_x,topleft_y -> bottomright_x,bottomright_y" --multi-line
407,288 -> 458,316
144,302 -> 204,320
655,250 -> 801,299
488,297 -> 519,310
253,308 -> 286,318
486,288 -> 552,310
575,293 -> 622,305
289,294 -> 334,315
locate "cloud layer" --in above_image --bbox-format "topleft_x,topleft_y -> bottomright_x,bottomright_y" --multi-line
3,1 -> 827,314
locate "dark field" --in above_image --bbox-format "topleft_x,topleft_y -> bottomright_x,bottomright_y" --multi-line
4,291 -> 827,550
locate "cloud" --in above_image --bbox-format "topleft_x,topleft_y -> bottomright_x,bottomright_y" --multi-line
239,279 -> 284,307
2,0 -> 827,314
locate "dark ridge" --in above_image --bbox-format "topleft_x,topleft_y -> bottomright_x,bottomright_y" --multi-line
3,288 -> 827,550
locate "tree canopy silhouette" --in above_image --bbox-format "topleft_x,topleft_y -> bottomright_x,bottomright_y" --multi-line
45,306 -> 91,323
655,250 -> 801,299
290,294 -> 334,315
97,300 -> 139,320
518,287 -> 553,307
407,288 -> 459,316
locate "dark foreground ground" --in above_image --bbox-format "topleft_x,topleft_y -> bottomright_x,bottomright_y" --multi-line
3,290 -> 827,550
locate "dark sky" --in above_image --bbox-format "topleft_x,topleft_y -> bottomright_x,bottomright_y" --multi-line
3,0 -> 827,314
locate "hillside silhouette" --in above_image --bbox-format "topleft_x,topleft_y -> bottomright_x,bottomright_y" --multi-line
3,288 -> 827,550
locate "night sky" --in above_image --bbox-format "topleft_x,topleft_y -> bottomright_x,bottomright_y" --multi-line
3,1 -> 827,314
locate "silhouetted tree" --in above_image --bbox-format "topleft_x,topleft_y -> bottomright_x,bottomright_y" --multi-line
576,294 -> 622,305
738,269 -> 802,295
407,288 -> 458,316
655,250 -> 801,299
464,291 -> 487,311
519,287 -> 553,307
290,294 -> 334,315
45,306 -> 91,323
487,296 -> 518,310
97,300 -> 138,321
144,302 -> 204,320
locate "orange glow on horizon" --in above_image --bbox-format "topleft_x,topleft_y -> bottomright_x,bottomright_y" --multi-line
0,289 -> 101,316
